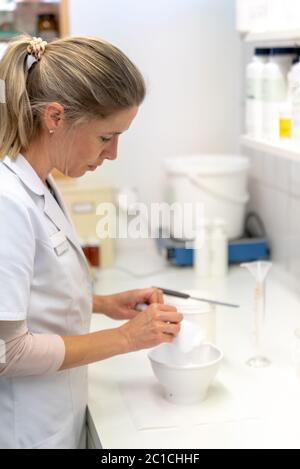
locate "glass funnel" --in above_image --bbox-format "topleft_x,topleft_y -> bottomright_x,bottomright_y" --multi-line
241,261 -> 272,368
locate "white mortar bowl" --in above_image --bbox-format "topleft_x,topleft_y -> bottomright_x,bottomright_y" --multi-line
148,343 -> 223,405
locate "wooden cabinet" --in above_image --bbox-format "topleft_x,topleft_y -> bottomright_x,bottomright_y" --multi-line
0,0 -> 69,41
57,180 -> 116,268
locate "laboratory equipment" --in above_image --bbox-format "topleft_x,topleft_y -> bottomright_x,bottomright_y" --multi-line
148,343 -> 223,405
210,218 -> 228,277
151,287 -> 240,309
164,296 -> 217,344
164,155 -> 250,240
241,261 -> 272,368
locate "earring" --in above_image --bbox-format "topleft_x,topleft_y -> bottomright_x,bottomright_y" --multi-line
49,130 -> 54,135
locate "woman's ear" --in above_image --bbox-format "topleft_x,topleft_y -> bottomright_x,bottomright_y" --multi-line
43,102 -> 65,132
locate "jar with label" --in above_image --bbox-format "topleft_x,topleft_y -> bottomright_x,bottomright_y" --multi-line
262,48 -> 295,141
37,14 -> 59,43
87,238 -> 101,268
279,102 -> 292,139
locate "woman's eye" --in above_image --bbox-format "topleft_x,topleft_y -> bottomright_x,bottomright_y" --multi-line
101,136 -> 113,143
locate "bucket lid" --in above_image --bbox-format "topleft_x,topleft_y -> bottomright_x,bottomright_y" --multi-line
164,155 -> 250,176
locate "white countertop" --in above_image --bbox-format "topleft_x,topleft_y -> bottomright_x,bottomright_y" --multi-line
88,241 -> 300,449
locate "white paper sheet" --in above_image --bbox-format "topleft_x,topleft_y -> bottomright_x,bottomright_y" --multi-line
119,370 -> 260,431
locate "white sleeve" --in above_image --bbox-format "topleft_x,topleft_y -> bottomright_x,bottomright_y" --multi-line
0,193 -> 35,321
0,320 -> 66,377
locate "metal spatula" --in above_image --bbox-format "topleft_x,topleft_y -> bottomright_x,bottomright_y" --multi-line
152,287 -> 240,309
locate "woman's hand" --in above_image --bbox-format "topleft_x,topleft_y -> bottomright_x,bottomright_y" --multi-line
93,288 -> 164,320
118,303 -> 183,352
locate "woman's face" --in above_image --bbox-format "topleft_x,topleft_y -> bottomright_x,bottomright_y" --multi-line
52,106 -> 139,177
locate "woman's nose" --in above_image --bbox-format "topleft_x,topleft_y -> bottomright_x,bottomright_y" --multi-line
102,137 -> 118,160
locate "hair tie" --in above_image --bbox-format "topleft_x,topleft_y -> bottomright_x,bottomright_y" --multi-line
26,37 -> 47,72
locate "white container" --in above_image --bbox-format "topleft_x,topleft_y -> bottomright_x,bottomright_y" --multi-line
249,0 -> 269,33
236,0 -> 270,34
194,220 -> 212,278
262,49 -> 294,141
211,219 -> 228,278
287,0 -> 300,31
236,0 -> 251,33
165,296 -> 217,344
164,155 -> 250,240
267,0 -> 300,32
148,343 -> 223,405
246,49 -> 269,138
289,59 -> 300,144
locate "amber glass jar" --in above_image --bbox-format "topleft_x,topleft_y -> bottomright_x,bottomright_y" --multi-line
37,14 -> 58,42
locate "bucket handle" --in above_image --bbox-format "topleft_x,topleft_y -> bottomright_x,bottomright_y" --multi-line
188,173 -> 249,205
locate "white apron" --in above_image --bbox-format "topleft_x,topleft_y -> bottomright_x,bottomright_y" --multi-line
0,154 -> 93,449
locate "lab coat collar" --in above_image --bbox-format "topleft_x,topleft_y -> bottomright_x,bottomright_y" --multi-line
2,154 -> 45,196
2,154 -> 90,273
44,176 -> 90,272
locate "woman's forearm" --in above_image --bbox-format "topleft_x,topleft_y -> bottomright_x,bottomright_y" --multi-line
59,327 -> 130,371
93,294 -> 109,314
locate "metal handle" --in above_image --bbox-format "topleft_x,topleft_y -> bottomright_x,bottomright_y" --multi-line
152,287 -> 190,299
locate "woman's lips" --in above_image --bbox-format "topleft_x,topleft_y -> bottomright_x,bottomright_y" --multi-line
88,161 -> 103,171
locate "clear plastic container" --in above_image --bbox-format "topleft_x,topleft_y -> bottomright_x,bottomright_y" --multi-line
165,296 -> 217,344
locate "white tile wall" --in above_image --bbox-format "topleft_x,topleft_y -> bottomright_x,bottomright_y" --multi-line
244,146 -> 300,286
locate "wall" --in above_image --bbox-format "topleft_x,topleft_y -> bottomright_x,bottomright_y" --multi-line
244,147 -> 300,286
69,0 -> 241,205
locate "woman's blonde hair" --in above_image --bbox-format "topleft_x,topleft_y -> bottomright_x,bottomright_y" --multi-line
0,34 -> 146,160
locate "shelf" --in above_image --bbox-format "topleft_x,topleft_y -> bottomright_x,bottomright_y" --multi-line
240,135 -> 300,161
0,31 -> 18,41
244,30 -> 300,46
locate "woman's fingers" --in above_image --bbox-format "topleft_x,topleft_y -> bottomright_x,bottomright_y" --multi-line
119,301 -> 184,352
160,322 -> 181,337
147,303 -> 183,323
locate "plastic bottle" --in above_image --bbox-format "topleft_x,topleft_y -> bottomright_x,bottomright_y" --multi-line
262,48 -> 294,141
246,48 -> 270,138
279,102 -> 292,139
194,220 -> 211,278
210,219 -> 228,278
289,55 -> 300,145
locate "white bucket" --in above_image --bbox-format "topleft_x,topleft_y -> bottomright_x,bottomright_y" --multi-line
164,155 -> 250,240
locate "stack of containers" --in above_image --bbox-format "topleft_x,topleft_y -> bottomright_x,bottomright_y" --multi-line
236,0 -> 300,34
289,56 -> 300,144
245,47 -> 300,144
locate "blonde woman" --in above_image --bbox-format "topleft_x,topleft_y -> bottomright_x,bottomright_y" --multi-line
0,35 -> 183,449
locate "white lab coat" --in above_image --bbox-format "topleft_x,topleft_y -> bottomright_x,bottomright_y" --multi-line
0,154 -> 93,449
